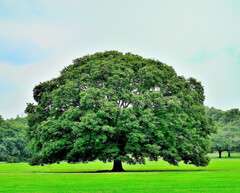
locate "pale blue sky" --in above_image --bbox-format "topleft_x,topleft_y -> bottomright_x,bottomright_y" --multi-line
0,0 -> 240,118
0,37 -> 50,65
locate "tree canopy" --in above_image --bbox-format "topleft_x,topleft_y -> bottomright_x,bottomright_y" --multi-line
25,51 -> 215,171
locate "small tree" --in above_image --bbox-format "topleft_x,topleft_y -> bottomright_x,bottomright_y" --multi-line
211,130 -> 231,158
208,107 -> 240,158
25,51 -> 215,171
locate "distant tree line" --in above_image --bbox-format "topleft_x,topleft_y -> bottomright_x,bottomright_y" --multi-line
206,107 -> 240,158
0,115 -> 32,162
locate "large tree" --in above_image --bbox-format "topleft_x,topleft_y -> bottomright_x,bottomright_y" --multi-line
25,51 -> 215,171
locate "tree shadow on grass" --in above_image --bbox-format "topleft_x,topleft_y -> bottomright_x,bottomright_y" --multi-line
46,169 -> 212,174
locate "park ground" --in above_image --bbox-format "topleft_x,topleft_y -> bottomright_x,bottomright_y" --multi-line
0,152 -> 240,192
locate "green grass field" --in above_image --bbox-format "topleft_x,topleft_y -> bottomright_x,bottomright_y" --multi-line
0,152 -> 240,192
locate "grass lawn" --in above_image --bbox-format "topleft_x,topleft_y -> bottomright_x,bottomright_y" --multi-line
0,152 -> 240,192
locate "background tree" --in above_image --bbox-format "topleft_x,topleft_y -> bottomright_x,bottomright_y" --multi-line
25,51 -> 215,171
0,116 -> 32,162
211,130 -> 232,158
206,107 -> 224,122
207,107 -> 240,157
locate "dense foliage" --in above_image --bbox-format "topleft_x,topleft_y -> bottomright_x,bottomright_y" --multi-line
206,107 -> 240,157
25,51 -> 215,171
0,116 -> 32,162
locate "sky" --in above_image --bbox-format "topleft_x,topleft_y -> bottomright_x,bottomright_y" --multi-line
0,0 -> 240,119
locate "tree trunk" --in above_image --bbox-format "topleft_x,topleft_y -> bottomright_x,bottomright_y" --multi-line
112,160 -> 124,172
219,151 -> 222,158
228,151 -> 231,157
